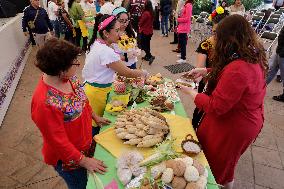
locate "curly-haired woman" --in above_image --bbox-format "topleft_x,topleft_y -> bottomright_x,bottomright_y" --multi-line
31,38 -> 110,189
180,15 -> 267,189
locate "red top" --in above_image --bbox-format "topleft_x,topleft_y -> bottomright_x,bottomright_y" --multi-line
195,60 -> 266,184
139,10 -> 154,35
31,76 -> 93,169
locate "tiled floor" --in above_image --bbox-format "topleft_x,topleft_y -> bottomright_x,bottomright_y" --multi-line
0,30 -> 284,188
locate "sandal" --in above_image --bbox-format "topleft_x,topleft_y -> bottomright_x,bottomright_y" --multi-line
272,94 -> 284,102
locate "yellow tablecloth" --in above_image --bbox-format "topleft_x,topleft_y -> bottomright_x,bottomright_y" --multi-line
94,114 -> 208,166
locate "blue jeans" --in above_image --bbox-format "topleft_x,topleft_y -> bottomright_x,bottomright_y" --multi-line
50,20 -> 60,38
266,53 -> 284,88
161,14 -> 170,35
54,161 -> 87,189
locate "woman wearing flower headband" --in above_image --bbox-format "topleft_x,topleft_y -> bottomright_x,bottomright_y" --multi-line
191,6 -> 229,130
83,15 -> 148,136
179,15 -> 267,189
111,7 -> 140,69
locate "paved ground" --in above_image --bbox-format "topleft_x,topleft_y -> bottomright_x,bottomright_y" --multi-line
0,31 -> 284,189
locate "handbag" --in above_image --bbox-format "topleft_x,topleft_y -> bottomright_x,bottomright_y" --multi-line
28,10 -> 39,29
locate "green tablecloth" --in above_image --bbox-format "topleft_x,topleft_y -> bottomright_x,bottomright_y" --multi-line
86,91 -> 218,189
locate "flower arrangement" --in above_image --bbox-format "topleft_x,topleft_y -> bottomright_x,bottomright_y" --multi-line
118,35 -> 137,52
208,6 -> 225,21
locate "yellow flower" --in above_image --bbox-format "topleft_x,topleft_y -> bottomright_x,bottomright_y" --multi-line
216,6 -> 224,15
118,35 -> 137,51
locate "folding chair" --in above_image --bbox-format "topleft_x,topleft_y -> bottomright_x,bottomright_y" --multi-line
260,31 -> 279,58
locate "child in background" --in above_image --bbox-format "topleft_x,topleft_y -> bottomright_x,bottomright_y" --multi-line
112,7 -> 140,69
139,0 -> 155,65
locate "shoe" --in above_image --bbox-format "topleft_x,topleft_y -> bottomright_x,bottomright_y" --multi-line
177,55 -> 181,58
176,59 -> 186,63
170,41 -> 178,44
143,56 -> 150,61
160,34 -> 165,37
149,56 -> 155,65
172,49 -> 181,53
276,75 -> 282,83
272,94 -> 284,102
164,34 -> 168,37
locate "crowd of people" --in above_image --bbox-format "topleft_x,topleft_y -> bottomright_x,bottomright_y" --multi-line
20,0 -> 284,189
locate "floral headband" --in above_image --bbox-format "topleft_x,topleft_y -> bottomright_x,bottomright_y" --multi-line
208,6 -> 225,21
98,16 -> 116,31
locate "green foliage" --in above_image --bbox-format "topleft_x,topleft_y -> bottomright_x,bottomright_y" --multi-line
193,0 -> 264,15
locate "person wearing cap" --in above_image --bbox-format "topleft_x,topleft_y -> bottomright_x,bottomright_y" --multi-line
112,7 -> 139,69
83,15 -> 148,136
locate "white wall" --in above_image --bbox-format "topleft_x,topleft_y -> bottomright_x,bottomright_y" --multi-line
0,14 -> 31,126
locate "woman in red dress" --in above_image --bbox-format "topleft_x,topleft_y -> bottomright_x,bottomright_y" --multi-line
31,38 -> 110,189
179,15 -> 267,189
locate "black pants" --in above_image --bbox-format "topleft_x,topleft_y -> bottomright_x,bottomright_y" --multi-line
141,33 -> 153,58
75,27 -> 87,51
178,33 -> 187,60
153,7 -> 160,30
131,16 -> 139,33
64,29 -> 74,44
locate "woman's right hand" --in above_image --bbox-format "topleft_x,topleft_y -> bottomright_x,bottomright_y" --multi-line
79,156 -> 107,174
184,68 -> 207,82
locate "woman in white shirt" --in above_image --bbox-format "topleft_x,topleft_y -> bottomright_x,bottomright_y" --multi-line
82,14 -> 147,135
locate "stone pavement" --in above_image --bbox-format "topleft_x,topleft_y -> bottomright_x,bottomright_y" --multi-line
0,31 -> 284,189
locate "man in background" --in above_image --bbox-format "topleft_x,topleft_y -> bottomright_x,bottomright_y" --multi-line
22,0 -> 54,47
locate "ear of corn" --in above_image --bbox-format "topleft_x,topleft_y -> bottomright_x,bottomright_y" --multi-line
89,171 -> 104,189
139,137 -> 180,167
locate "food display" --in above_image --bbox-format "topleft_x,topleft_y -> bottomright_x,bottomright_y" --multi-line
175,79 -> 196,89
114,108 -> 170,147
117,151 -> 147,186
181,134 -> 202,156
126,155 -> 208,189
105,100 -> 127,114
146,73 -> 164,86
145,81 -> 180,103
150,96 -> 174,112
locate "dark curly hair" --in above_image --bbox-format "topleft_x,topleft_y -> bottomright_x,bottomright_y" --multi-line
36,38 -> 81,76
206,15 -> 268,94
